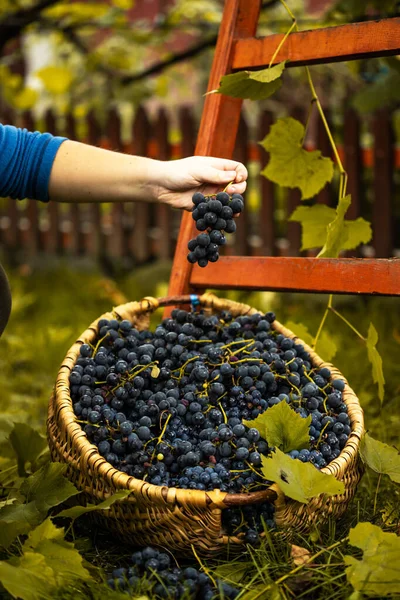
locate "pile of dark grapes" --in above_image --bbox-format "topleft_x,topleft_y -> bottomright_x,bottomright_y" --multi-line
70,307 -> 351,543
107,546 -> 239,599
187,191 -> 244,267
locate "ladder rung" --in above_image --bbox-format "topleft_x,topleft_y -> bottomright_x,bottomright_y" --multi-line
190,257 -> 400,296
232,18 -> 400,70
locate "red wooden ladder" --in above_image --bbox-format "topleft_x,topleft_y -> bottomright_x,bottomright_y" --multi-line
167,0 -> 400,303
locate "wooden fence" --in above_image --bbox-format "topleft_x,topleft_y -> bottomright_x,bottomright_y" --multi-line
0,104 -> 398,265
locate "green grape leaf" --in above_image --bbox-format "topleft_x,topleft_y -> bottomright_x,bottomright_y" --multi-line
289,205 -> 335,250
344,522 -> 400,595
9,423 -> 48,476
366,323 -> 385,404
20,462 -> 80,513
0,552 -> 55,600
26,518 -> 64,547
240,585 -> 283,600
57,489 -> 132,520
285,321 -> 337,362
213,562 -> 250,584
290,205 -> 372,253
260,117 -> 334,200
360,433 -> 400,483
36,66 -> 74,95
0,502 -> 42,549
0,416 -> 14,444
249,62 -> 287,82
315,334 -> 337,363
24,520 -> 92,585
343,217 -> 372,251
318,194 -> 351,258
261,449 -> 345,503
210,62 -> 286,101
285,321 -> 313,346
243,401 -> 311,453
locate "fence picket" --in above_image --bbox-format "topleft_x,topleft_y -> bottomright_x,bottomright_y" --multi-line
21,110 -> 40,256
65,113 -> 84,256
258,110 -> 276,256
286,107 -> 304,256
154,108 -> 172,260
233,115 -> 250,256
131,106 -> 152,263
372,110 -> 394,258
43,109 -> 62,254
106,107 -> 125,259
86,110 -> 103,257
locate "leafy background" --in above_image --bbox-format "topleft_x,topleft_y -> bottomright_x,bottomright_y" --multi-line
1,0 -> 400,598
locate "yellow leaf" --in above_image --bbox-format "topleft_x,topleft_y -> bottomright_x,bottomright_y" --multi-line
11,88 -> 38,111
44,3 -> 109,23
112,0 -> 135,8
36,66 -> 74,95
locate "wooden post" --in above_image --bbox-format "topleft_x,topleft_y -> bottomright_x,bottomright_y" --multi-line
155,108 -> 172,260
286,107 -> 304,256
65,112 -> 84,256
232,114 -> 250,256
106,107 -> 125,259
315,109 -> 333,206
131,106 -> 152,263
372,109 -> 393,258
86,110 -> 103,257
21,110 -> 40,256
178,106 -> 196,157
44,109 -> 62,255
343,107 -> 362,221
258,110 -> 276,256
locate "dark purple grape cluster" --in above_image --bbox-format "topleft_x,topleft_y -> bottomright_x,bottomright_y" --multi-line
187,191 -> 244,267
70,308 -> 350,542
107,546 -> 239,599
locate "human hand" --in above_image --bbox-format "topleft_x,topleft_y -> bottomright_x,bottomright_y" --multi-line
151,156 -> 248,210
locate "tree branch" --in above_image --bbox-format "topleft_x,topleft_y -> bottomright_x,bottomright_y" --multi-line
0,0 -> 60,51
120,36 -> 216,85
62,0 -> 281,86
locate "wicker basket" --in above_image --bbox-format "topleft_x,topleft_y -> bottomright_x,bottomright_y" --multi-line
47,293 -> 364,555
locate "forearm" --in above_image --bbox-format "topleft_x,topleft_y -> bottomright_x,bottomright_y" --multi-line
48,140 -> 160,204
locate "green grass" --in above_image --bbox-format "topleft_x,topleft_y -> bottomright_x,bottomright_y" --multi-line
0,261 -> 399,599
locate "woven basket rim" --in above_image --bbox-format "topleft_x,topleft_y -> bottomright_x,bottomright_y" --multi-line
50,292 -> 364,510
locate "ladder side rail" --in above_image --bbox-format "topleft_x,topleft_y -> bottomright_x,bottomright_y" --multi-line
233,18 -> 400,70
167,0 -> 262,302
190,256 -> 400,296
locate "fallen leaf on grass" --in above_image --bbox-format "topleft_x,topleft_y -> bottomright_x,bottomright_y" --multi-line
291,544 -> 311,566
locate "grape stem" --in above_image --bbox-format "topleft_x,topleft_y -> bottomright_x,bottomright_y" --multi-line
312,294 -> 332,350
329,306 -> 366,341
268,19 -> 296,68
151,413 -> 172,462
222,180 -> 234,193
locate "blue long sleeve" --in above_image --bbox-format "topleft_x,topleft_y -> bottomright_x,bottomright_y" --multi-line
0,123 -> 67,202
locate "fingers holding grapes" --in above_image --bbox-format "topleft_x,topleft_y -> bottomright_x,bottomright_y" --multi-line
187,190 -> 244,268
